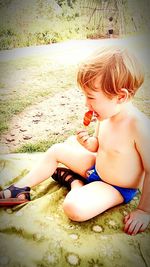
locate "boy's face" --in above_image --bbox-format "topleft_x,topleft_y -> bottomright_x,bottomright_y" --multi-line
84,87 -> 120,121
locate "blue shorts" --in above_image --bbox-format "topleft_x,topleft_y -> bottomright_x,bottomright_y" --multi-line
86,166 -> 138,204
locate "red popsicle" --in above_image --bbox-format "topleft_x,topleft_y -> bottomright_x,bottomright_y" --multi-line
83,111 -> 93,126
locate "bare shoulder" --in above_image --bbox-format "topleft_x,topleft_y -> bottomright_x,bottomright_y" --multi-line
130,106 -> 150,138
132,107 -> 149,126
129,106 -> 150,172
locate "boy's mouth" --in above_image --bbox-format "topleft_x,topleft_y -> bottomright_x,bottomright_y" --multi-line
92,111 -> 99,121
93,111 -> 99,118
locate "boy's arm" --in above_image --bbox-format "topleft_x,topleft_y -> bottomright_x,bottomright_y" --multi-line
135,117 -> 150,213
124,117 -> 150,235
138,174 -> 150,213
76,120 -> 100,152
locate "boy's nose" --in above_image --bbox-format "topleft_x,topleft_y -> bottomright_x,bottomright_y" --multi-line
85,102 -> 90,109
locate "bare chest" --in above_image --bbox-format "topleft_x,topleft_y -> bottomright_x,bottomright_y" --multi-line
98,120 -> 134,154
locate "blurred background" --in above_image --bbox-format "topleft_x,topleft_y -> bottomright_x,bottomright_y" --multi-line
0,0 -> 150,50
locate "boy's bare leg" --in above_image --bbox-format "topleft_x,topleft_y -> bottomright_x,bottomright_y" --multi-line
3,141 -> 96,198
2,139 -> 124,221
63,181 -> 124,221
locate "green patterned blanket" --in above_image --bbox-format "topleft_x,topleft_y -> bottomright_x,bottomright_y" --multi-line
0,153 -> 150,267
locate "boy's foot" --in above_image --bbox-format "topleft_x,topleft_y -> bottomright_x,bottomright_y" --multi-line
51,167 -> 86,190
0,185 -> 31,206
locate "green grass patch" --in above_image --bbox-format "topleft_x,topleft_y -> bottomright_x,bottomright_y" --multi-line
14,140 -> 57,153
13,126 -> 95,153
13,132 -> 72,153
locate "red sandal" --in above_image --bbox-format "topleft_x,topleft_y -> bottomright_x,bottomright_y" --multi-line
0,185 -> 31,206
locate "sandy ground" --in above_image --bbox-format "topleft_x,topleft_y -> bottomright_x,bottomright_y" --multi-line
0,86 -> 85,153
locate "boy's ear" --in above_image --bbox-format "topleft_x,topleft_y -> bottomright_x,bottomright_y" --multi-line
117,88 -> 129,103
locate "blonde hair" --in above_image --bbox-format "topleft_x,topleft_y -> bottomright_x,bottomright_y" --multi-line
77,46 -> 144,98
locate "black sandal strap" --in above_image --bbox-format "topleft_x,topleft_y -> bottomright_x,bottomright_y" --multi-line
66,177 -> 77,190
51,167 -> 86,190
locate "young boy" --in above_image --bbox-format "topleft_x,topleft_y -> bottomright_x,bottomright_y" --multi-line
0,46 -> 150,236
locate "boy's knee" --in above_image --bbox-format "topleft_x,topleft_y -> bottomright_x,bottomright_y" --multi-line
63,194 -> 86,222
46,143 -> 64,156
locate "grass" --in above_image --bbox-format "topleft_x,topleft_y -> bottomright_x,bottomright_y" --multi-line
0,0 -> 94,50
13,127 -> 95,153
14,133 -> 70,153
14,137 -> 65,153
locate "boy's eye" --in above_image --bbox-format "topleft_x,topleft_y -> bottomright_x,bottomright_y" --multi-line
87,97 -> 95,100
86,95 -> 95,99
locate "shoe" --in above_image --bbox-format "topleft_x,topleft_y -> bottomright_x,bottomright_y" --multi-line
0,185 -> 31,206
52,167 -> 86,190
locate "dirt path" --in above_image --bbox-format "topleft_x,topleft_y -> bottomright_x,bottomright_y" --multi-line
0,87 -> 85,153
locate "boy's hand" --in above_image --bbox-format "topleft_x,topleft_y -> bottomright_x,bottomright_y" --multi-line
124,209 -> 150,235
76,129 -> 90,147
